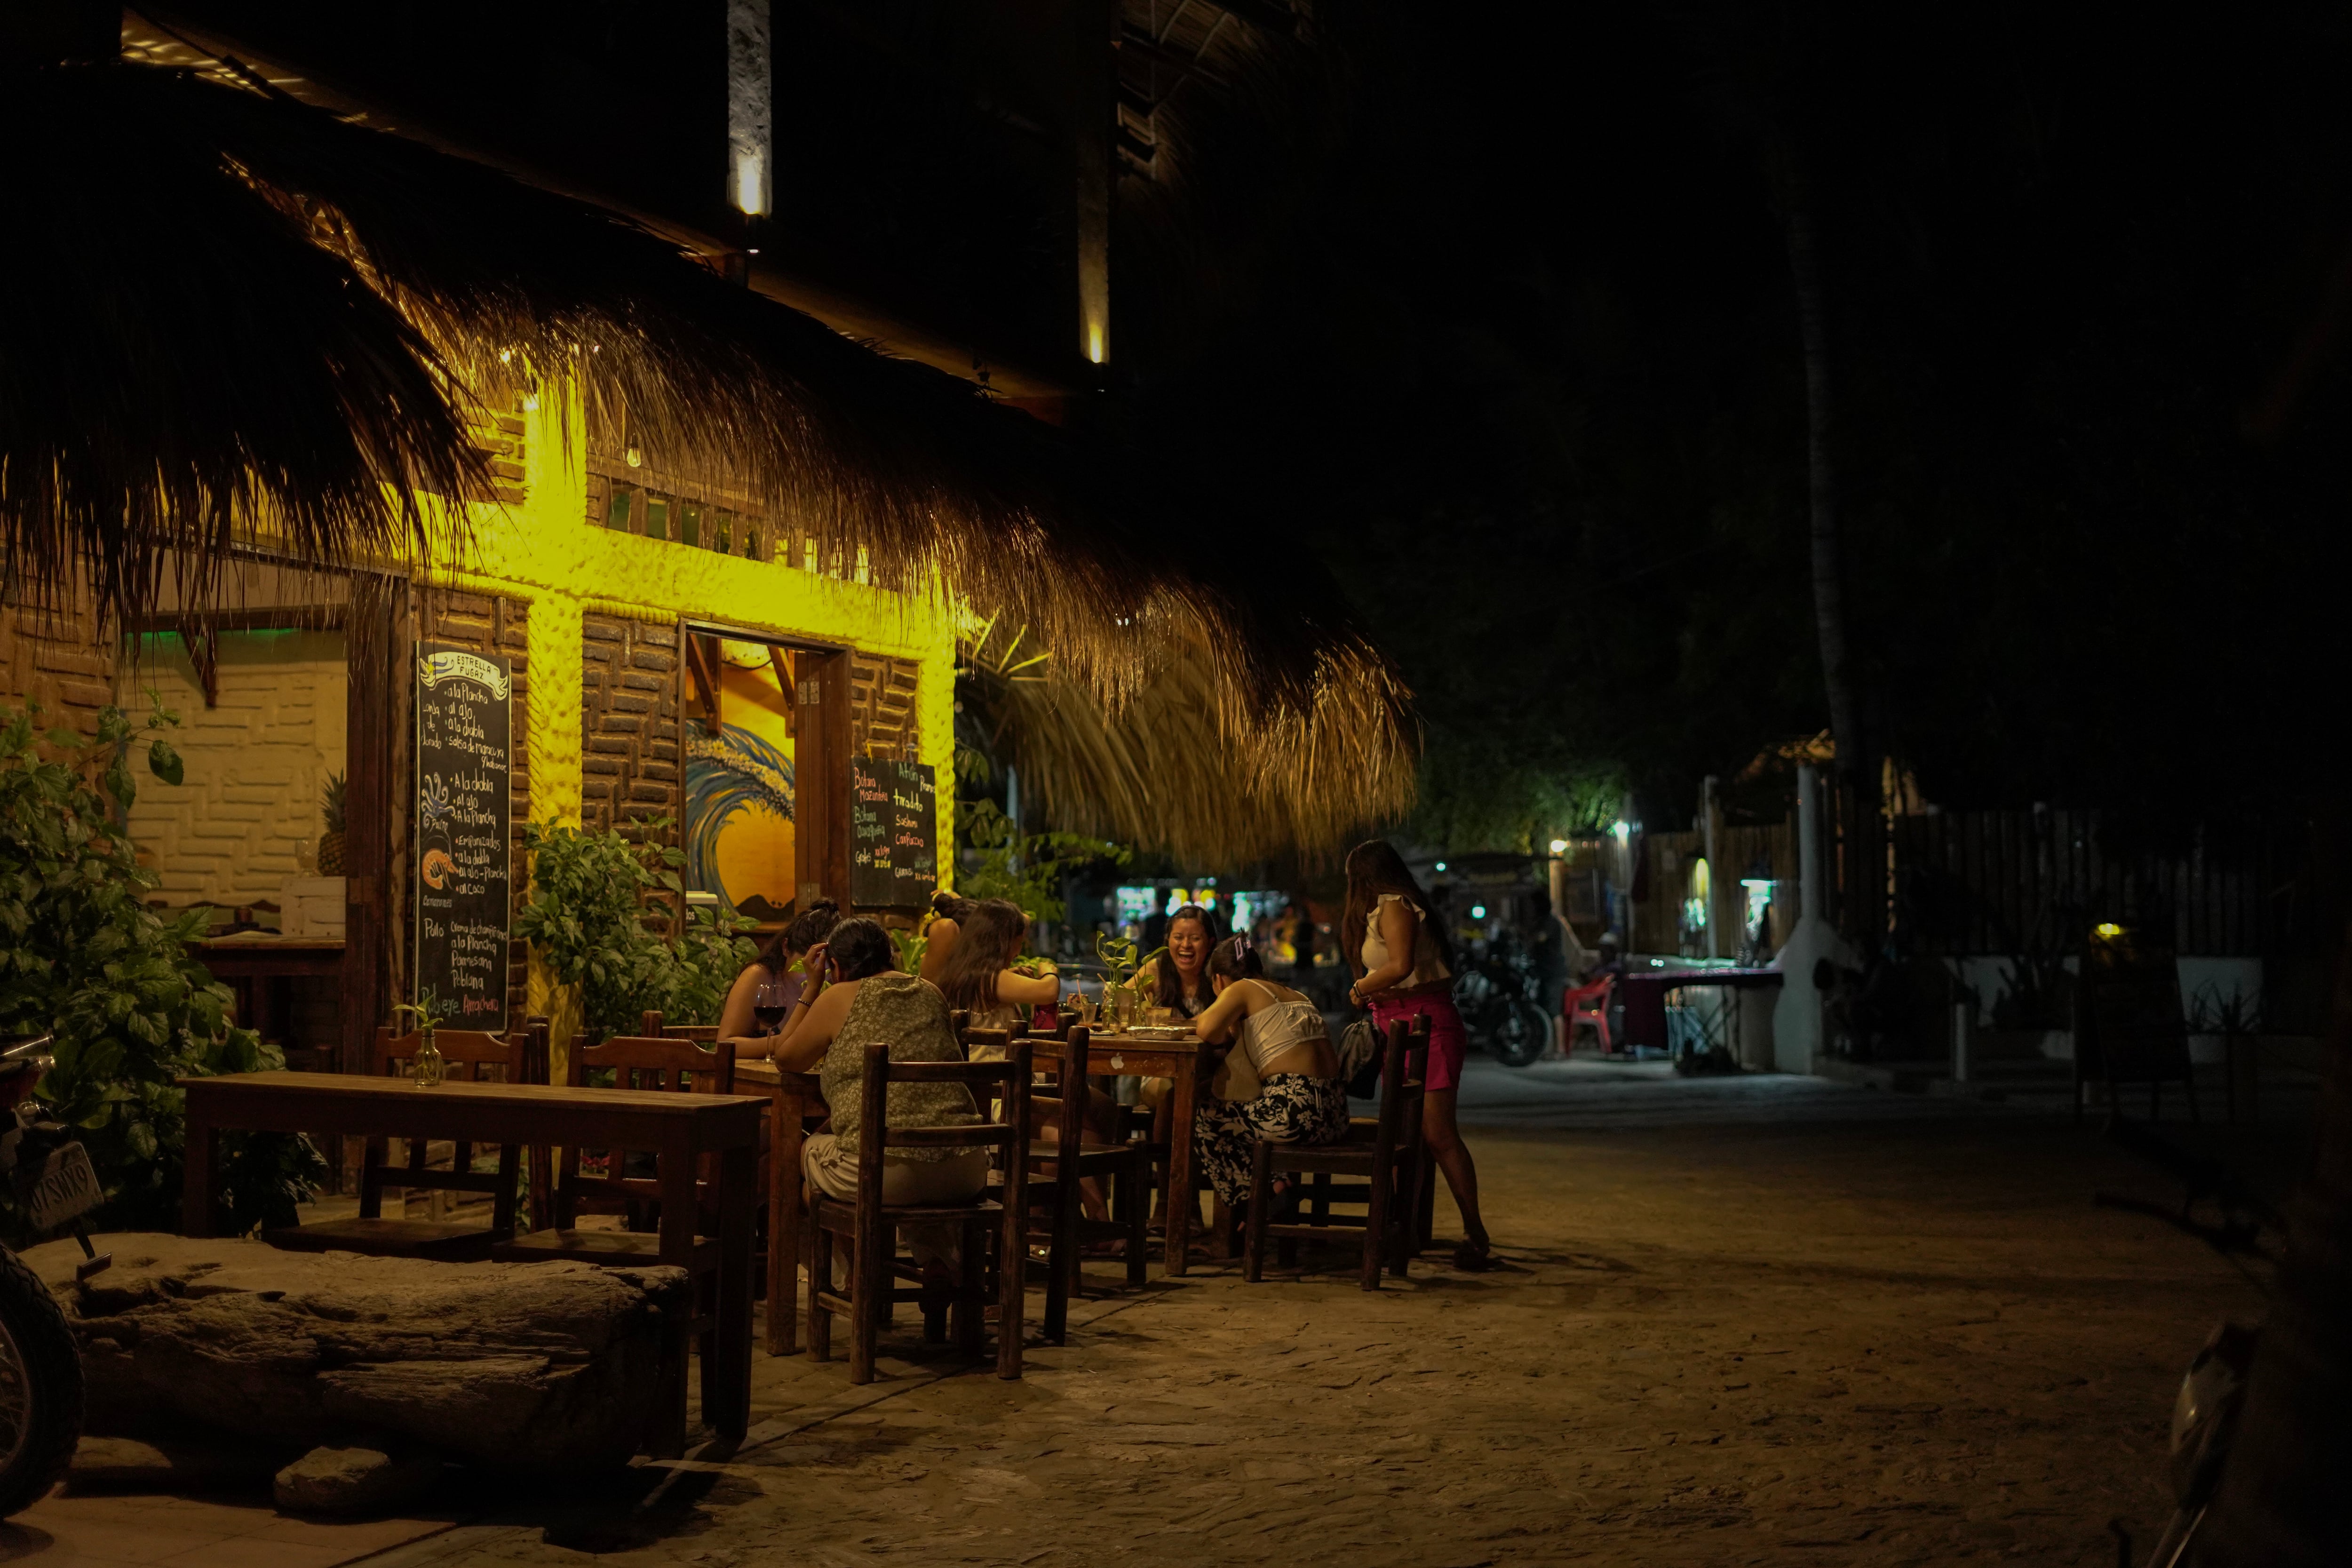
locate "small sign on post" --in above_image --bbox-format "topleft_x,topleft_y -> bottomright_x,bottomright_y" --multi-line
849,757 -> 938,911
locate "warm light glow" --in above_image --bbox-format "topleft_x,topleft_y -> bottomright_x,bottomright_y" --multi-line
1085,319 -> 1107,365
732,152 -> 769,217
2094,922 -> 2125,939
1548,837 -> 1568,854
625,447 -> 643,469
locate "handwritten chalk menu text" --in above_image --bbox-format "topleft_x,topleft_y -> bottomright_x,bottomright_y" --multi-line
850,757 -> 938,909
414,643 -> 513,1023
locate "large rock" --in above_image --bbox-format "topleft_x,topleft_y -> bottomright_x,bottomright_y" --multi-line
24,1234 -> 690,1472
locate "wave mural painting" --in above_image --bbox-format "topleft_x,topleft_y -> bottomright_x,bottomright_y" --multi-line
683,639 -> 798,921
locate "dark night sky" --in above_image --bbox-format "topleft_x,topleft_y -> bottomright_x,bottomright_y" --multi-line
1118,2 -> 2352,842
173,1 -> 2352,844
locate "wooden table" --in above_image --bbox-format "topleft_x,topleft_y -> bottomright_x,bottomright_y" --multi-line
732,1056 -> 822,1356
1026,1031 -> 1214,1276
178,1071 -> 767,1440
191,938 -> 344,1048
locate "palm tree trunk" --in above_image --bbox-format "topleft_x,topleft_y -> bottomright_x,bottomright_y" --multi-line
1772,143 -> 1877,940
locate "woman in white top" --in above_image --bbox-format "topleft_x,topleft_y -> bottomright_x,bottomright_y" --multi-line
1343,838 -> 1495,1271
1189,936 -> 1348,1213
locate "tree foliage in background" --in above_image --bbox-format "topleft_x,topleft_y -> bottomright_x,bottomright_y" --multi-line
517,819 -> 756,1037
951,744 -> 1126,928
0,702 -> 322,1236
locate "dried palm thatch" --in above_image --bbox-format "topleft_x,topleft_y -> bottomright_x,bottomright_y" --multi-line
963,616 -> 1415,867
1,60 -> 1412,807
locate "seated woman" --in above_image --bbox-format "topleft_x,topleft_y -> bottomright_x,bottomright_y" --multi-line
715,898 -> 840,1057
764,917 -> 987,1292
916,890 -> 975,987
931,897 -> 1058,1051
1188,935 -> 1348,1219
1135,904 -> 1216,1020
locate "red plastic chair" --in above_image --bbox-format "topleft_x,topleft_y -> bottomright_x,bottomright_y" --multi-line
1563,975 -> 1615,1054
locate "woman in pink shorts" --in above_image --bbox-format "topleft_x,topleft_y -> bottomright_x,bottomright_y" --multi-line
1343,840 -> 1496,1270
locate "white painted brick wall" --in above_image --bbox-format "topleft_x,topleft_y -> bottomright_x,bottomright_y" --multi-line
116,630 -> 349,907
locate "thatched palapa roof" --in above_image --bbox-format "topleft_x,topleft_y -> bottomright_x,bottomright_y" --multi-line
0,58 -> 1412,856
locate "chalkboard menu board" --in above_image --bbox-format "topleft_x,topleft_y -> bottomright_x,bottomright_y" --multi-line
413,643 -> 513,1024
850,758 -> 938,910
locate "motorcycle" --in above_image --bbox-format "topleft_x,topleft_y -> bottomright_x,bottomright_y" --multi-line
0,1033 -> 104,1518
2092,1116 -> 2277,1568
1452,936 -> 1554,1069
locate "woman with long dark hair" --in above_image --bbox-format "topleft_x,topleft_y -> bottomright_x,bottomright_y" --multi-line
1343,839 -> 1496,1270
1136,904 -> 1217,1018
932,897 -> 1058,1045
716,898 -> 840,1052
916,890 -> 975,987
764,917 -> 986,1302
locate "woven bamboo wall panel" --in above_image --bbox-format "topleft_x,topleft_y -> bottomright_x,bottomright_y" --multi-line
580,613 -> 682,842
850,653 -> 921,762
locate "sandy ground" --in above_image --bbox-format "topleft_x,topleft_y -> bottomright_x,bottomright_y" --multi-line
354,1064 -> 2295,1568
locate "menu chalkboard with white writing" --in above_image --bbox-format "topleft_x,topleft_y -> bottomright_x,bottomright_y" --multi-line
413,643 -> 513,1024
850,757 -> 938,910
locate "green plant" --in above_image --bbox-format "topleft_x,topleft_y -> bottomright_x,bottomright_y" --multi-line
516,818 -> 757,1038
890,928 -> 928,976
391,986 -> 451,1035
318,769 -> 348,875
0,701 -> 323,1236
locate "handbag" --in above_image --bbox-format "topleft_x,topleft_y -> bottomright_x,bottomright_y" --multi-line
1338,1017 -> 1383,1099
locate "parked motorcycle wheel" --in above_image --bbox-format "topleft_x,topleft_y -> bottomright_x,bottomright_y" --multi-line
0,1244 -> 83,1517
1487,999 -> 1553,1068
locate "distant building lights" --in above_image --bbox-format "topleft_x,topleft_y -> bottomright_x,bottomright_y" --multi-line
1470,905 -> 1487,919
1548,838 -> 1568,854
1611,820 -> 1631,844
2094,922 -> 2125,939
1433,861 -> 1446,872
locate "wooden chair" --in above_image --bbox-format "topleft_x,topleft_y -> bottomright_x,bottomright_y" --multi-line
494,1029 -> 735,1441
1241,1017 -> 1429,1290
1022,1027 -> 1152,1340
268,1027 -> 525,1260
808,1040 -> 1032,1385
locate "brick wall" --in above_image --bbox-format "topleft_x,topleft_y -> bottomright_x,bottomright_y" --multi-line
415,589 -> 532,1027
0,598 -> 116,735
580,613 -> 683,844
114,629 -> 348,907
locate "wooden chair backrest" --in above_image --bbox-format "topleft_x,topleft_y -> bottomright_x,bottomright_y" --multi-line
558,1031 -> 733,1214
1033,1026 -> 1093,1149
960,1025 -> 1012,1063
365,1027 -> 523,1193
641,1011 -> 720,1044
373,1027 -> 521,1082
1373,1016 -> 1430,1161
571,1033 -> 735,1095
856,1039 -> 1030,1195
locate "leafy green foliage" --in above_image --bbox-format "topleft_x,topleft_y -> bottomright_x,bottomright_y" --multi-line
516,818 -> 757,1038
0,702 -> 322,1236
952,745 -> 1128,927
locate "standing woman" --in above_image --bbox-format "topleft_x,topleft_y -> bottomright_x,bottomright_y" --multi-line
1343,840 -> 1497,1270
715,898 -> 839,1054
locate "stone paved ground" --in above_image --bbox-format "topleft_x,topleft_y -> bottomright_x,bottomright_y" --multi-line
359,1068 -> 2300,1568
